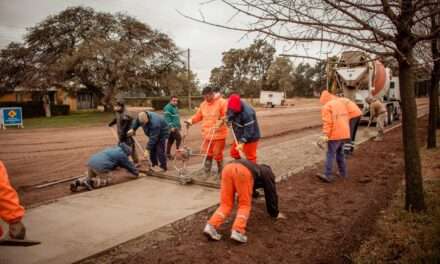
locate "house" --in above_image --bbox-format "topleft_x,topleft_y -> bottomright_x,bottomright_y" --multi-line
0,86 -> 98,111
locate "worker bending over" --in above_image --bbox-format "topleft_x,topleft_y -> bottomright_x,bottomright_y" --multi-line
0,161 -> 26,240
70,143 -> 142,192
227,93 -> 261,163
108,98 -> 138,164
129,111 -> 170,172
317,91 -> 350,183
203,159 -> 284,243
185,85 -> 228,177
366,97 -> 387,141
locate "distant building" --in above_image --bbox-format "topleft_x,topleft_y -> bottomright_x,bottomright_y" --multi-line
0,86 -> 98,111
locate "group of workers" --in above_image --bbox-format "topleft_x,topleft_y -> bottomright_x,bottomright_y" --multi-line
0,86 -> 385,245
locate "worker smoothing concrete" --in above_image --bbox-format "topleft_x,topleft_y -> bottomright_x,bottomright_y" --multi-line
203,159 -> 284,243
129,111 -> 170,172
317,91 -> 350,183
338,97 -> 362,155
366,97 -> 387,141
163,96 -> 182,160
71,143 -> 144,191
185,86 -> 228,177
227,93 -> 261,163
0,161 -> 26,240
108,98 -> 138,164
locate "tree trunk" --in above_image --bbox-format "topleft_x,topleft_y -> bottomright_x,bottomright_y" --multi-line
428,59 -> 439,149
399,58 -> 426,211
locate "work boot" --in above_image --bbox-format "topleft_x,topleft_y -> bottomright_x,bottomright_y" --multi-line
316,173 -> 332,183
204,158 -> 213,177
203,223 -> 222,241
230,230 -> 247,243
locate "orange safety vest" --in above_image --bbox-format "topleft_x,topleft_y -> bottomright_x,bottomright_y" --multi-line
191,97 -> 228,140
320,91 -> 350,140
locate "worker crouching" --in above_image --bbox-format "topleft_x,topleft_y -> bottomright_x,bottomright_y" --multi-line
227,93 -> 261,163
203,159 -> 284,243
317,91 -> 350,183
366,97 -> 387,141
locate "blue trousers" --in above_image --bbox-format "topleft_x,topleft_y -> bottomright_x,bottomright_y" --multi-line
325,140 -> 347,178
149,138 -> 167,170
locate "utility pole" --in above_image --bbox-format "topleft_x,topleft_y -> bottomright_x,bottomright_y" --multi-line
187,48 -> 192,110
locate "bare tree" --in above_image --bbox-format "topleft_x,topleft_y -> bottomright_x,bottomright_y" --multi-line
182,0 -> 440,211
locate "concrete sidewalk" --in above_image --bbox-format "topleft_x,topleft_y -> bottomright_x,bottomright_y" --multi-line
0,177 -> 218,264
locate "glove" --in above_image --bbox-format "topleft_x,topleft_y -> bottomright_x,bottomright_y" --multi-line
184,119 -> 192,128
143,150 -> 150,159
319,135 -> 329,143
215,119 -> 224,129
9,221 -> 26,240
138,172 -> 147,177
236,143 -> 244,152
127,129 -> 135,137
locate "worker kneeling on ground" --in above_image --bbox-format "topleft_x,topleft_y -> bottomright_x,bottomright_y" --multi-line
128,111 -> 170,172
0,161 -> 26,240
316,91 -> 350,183
227,93 -> 261,163
365,97 -> 387,141
71,143 -> 143,192
185,85 -> 228,177
338,97 -> 362,155
203,159 -> 285,243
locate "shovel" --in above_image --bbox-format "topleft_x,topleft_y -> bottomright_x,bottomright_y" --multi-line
0,238 -> 41,247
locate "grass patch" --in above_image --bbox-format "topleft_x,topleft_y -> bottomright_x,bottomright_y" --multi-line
21,111 -> 114,129
352,133 -> 440,264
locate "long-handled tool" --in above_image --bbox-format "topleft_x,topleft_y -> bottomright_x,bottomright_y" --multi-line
0,238 -> 41,247
230,126 -> 246,158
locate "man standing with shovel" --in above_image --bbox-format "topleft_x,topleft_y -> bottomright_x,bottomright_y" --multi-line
227,93 -> 261,163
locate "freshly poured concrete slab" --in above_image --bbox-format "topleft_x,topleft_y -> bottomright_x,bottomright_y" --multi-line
0,177 -> 218,264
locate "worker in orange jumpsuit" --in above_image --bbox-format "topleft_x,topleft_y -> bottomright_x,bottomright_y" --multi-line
227,93 -> 261,163
0,161 -> 26,240
317,91 -> 351,183
203,159 -> 284,243
337,97 -> 362,155
185,85 -> 228,177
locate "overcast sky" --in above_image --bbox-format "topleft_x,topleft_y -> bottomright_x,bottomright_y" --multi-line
0,0 -> 320,83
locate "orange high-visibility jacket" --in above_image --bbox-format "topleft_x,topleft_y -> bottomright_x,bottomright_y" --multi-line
191,97 -> 228,140
338,97 -> 362,119
320,91 -> 350,140
0,161 -> 25,224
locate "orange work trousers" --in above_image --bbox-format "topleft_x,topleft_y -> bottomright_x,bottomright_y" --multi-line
208,163 -> 253,234
0,161 -> 25,237
230,141 -> 258,164
202,138 -> 226,161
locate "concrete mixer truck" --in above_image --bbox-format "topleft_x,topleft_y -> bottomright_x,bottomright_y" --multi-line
327,51 -> 401,125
